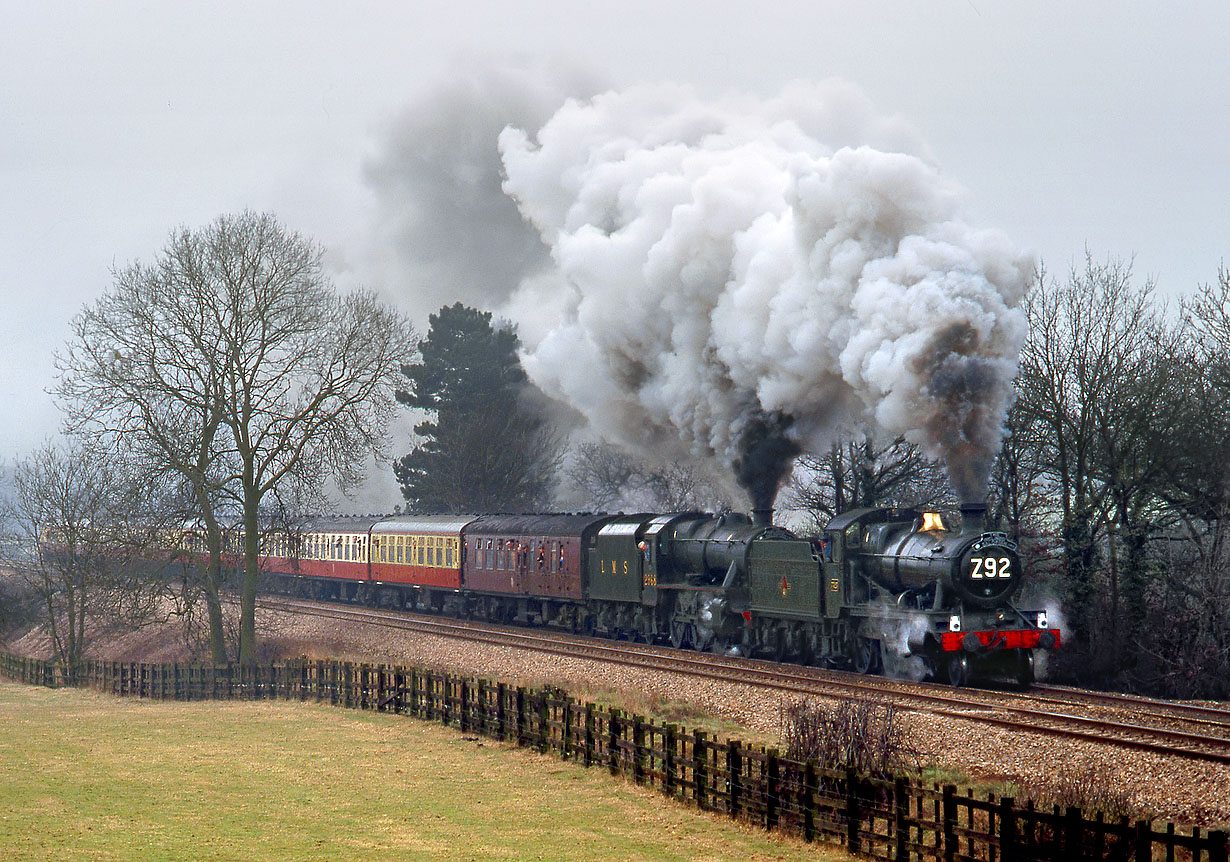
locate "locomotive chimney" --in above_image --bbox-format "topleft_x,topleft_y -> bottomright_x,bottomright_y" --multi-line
751,508 -> 774,527
959,503 -> 987,534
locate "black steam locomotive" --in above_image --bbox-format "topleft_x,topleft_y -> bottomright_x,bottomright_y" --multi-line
245,503 -> 1057,687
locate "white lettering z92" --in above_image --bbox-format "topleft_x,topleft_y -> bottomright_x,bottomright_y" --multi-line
970,556 -> 1012,579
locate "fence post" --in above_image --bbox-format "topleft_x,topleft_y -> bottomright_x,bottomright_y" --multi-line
633,717 -> 645,784
583,702 -> 594,767
663,724 -> 676,798
846,767 -> 860,854
765,749 -> 779,831
727,740 -> 742,819
537,691 -> 549,753
459,679 -> 469,732
441,675 -> 451,727
561,695 -> 572,761
1134,820 -> 1152,862
1063,806 -> 1084,858
496,682 -> 507,741
999,797 -> 1015,862
942,784 -> 956,862
803,760 -> 817,843
693,730 -> 707,809
515,687 -> 526,745
894,777 -> 908,862
1208,830 -> 1228,862
608,710 -> 620,776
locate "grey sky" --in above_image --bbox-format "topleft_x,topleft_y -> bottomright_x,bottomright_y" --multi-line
3,1 -> 1227,501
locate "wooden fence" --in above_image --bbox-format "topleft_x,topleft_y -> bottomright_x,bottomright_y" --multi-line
2,652 -> 1226,862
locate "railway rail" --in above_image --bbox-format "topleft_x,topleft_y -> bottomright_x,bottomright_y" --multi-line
257,595 -> 1230,768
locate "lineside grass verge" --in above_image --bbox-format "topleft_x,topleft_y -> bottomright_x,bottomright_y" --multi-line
0,681 -> 848,862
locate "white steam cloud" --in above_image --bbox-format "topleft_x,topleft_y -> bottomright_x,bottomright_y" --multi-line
498,81 -> 1032,507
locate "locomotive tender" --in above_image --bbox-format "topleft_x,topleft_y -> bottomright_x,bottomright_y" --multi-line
240,505 -> 1057,686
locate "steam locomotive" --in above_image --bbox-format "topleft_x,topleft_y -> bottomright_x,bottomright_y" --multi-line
236,505 -> 1057,687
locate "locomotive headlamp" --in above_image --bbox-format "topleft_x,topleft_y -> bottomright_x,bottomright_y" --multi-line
948,614 -> 962,632
1036,611 -> 1049,629
921,512 -> 946,532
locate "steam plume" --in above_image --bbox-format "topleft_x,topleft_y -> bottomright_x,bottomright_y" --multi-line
498,81 -> 1031,506
363,57 -> 606,313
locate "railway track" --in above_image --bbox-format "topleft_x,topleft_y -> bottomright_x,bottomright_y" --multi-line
257,595 -> 1230,768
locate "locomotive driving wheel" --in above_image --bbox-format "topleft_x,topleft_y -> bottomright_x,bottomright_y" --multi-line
669,620 -> 693,650
852,636 -> 882,675
947,653 -> 970,688
1014,649 -> 1035,689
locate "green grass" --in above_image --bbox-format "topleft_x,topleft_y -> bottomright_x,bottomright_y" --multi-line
0,681 -> 848,861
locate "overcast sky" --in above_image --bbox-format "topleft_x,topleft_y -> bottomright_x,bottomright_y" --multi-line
3,1 -> 1227,505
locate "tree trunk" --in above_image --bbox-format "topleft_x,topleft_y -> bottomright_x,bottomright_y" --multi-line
200,517 -> 229,664
238,495 -> 261,666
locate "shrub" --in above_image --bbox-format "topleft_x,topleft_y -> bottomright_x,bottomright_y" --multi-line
778,696 -> 919,779
1025,761 -> 1136,820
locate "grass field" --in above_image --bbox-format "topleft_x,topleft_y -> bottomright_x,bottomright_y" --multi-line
0,681 -> 847,861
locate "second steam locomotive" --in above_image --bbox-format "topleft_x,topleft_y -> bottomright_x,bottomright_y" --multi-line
234,505 -> 1057,686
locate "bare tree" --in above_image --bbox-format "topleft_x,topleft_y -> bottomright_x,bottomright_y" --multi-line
986,396 -> 1049,543
1017,254 -> 1157,648
568,442 -> 646,511
58,212 -> 415,665
1,440 -> 180,680
645,461 -> 729,512
566,441 -> 730,513
58,246 -> 237,662
1160,264 -> 1230,527
786,434 -> 953,532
